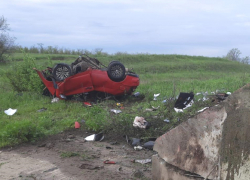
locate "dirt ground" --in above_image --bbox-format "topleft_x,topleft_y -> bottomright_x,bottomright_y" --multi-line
0,129 -> 156,180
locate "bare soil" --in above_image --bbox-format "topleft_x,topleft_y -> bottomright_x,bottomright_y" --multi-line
0,128 -> 155,180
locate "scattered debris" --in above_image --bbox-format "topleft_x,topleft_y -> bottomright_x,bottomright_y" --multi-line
143,141 -> 155,150
51,97 -> 59,103
131,138 -> 142,146
133,116 -> 150,129
174,92 -> 194,112
75,122 -> 80,129
110,109 -> 122,114
133,92 -> 140,97
163,119 -> 170,123
133,159 -> 152,164
85,133 -> 104,141
83,102 -> 92,107
106,146 -> 113,149
103,160 -> 116,164
116,103 -> 123,107
4,108 -> 17,116
134,146 -> 143,151
153,93 -> 160,100
197,107 -> 209,113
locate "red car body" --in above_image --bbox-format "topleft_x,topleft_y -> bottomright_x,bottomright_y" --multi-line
35,67 -> 140,99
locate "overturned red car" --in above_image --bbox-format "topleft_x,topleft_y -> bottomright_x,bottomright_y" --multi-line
34,54 -> 140,99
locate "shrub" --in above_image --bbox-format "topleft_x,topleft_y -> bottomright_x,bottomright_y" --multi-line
5,53 -> 44,92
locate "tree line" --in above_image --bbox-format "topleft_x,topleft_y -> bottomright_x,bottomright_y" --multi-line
0,15 -> 249,64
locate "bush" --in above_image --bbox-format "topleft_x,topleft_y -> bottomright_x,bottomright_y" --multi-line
5,53 -> 44,92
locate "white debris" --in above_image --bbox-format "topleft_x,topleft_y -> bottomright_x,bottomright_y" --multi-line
197,107 -> 209,113
133,116 -> 148,128
134,159 -> 152,164
134,146 -> 143,151
110,109 -> 122,114
51,97 -> 59,103
4,108 -> 17,116
153,93 -> 160,100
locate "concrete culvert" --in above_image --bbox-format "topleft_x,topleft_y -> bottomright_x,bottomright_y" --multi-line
152,84 -> 250,180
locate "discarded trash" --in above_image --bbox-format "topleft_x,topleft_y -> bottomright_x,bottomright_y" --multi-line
174,92 -> 194,112
197,107 -> 209,113
85,133 -> 104,141
174,108 -> 183,113
85,134 -> 95,141
162,99 -> 167,103
131,138 -> 142,146
116,103 -> 123,107
133,116 -> 150,129
227,92 -> 231,95
103,160 -> 116,164
106,146 -> 113,149
95,133 -> 104,141
83,102 -> 92,107
133,159 -> 152,164
216,93 -> 229,101
143,141 -> 155,150
175,92 -> 194,109
134,146 -> 143,151
75,121 -> 80,129
164,119 -> 170,123
153,93 -> 160,100
110,109 -> 122,114
51,97 -> 59,103
133,92 -> 140,97
37,108 -> 47,112
145,108 -> 154,112
4,108 -> 17,116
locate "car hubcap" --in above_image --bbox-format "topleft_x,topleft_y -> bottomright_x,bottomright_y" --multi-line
111,65 -> 123,78
56,66 -> 70,80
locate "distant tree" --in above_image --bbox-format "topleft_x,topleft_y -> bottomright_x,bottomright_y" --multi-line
0,16 -> 15,62
241,56 -> 249,64
226,48 -> 249,64
226,48 -> 241,61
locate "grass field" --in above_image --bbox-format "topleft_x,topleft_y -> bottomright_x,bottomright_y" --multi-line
1,52 -> 250,148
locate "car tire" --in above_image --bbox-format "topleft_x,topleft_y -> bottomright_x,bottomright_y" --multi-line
52,63 -> 72,81
107,61 -> 126,82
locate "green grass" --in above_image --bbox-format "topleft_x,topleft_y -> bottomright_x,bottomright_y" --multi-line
1,52 -> 250,148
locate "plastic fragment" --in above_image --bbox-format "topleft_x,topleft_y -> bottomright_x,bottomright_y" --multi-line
51,97 -> 59,103
4,108 -> 17,116
133,159 -> 152,164
75,121 -> 80,128
133,92 -> 140,97
197,107 -> 209,113
104,160 -> 116,164
134,146 -> 143,151
153,93 -> 160,100
110,109 -> 122,114
164,119 -> 170,123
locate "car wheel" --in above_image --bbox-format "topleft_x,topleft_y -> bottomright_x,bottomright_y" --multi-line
107,61 -> 126,82
52,63 -> 72,81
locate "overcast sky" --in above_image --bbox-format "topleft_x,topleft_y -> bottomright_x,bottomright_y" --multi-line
1,0 -> 250,57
